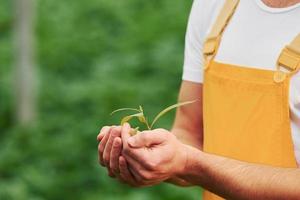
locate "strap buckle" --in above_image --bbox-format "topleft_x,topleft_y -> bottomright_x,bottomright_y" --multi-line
277,46 -> 300,71
203,36 -> 221,70
274,47 -> 300,83
203,36 -> 221,56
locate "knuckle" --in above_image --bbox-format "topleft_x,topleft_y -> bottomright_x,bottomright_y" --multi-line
111,126 -> 121,132
111,130 -> 119,137
100,126 -> 109,133
140,171 -> 153,181
145,158 -> 158,170
147,161 -> 157,170
141,156 -> 158,170
114,137 -> 122,144
112,143 -> 121,151
115,126 -> 122,132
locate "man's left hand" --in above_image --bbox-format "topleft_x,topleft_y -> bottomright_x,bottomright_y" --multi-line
121,124 -> 189,185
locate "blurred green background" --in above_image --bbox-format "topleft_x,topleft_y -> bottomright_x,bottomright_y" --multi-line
0,0 -> 202,199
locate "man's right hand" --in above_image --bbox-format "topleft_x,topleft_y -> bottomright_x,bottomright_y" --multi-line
97,125 -> 123,177
98,124 -> 152,187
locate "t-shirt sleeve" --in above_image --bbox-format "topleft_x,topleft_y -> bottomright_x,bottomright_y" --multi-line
182,0 -> 206,83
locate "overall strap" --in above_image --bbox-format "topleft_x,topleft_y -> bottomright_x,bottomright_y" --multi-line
277,34 -> 300,71
275,34 -> 300,83
203,0 -> 240,60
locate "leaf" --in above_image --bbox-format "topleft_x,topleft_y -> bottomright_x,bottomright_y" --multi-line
150,100 -> 197,129
138,115 -> 146,123
110,108 -> 140,115
139,105 -> 143,112
120,112 -> 143,125
137,105 -> 151,129
137,106 -> 146,123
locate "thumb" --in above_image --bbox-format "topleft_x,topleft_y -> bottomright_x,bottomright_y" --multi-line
121,123 -> 131,148
127,130 -> 166,148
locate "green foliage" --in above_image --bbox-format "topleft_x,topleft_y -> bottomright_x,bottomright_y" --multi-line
0,0 -> 202,199
112,100 -> 197,133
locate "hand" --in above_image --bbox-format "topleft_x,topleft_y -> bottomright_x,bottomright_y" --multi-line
97,124 -> 154,187
121,124 -> 188,185
97,126 -> 123,177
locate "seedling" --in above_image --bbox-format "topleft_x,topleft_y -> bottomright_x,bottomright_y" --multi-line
111,100 -> 197,135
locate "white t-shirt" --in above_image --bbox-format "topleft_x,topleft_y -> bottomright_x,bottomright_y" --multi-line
182,0 -> 300,165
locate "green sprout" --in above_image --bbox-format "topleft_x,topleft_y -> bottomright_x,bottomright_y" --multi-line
111,100 -> 197,135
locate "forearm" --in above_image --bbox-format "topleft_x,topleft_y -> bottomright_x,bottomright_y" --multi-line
167,81 -> 203,186
171,127 -> 203,150
180,146 -> 300,200
164,176 -> 193,187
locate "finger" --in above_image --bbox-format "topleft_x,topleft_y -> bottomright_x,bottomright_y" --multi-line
110,137 -> 122,174
121,123 -> 131,149
118,156 -> 137,186
98,127 -> 114,166
126,158 -> 157,186
97,126 -> 111,141
127,129 -> 166,148
107,168 -> 116,178
119,157 -> 155,187
122,146 -> 148,167
103,126 -> 121,167
97,134 -> 105,142
123,154 -> 144,172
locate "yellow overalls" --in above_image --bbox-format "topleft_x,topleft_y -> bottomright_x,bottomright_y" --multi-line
202,0 -> 300,199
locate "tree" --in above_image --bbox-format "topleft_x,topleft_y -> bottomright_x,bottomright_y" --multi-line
14,0 -> 36,125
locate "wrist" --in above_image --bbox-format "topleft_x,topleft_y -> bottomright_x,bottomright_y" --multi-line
164,176 -> 192,187
175,144 -> 197,177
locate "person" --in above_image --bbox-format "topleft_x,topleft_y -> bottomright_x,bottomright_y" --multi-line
98,0 -> 300,199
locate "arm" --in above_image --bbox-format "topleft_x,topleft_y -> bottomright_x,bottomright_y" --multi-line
166,81 -> 203,186
179,147 -> 300,200
121,127 -> 300,199
171,81 -> 203,149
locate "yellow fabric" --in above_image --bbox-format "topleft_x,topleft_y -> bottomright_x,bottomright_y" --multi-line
289,33 -> 300,54
203,61 -> 298,200
201,1 -> 299,200
203,0 -> 239,56
277,34 -> 300,71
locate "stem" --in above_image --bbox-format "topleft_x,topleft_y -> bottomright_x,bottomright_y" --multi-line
144,117 -> 151,130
